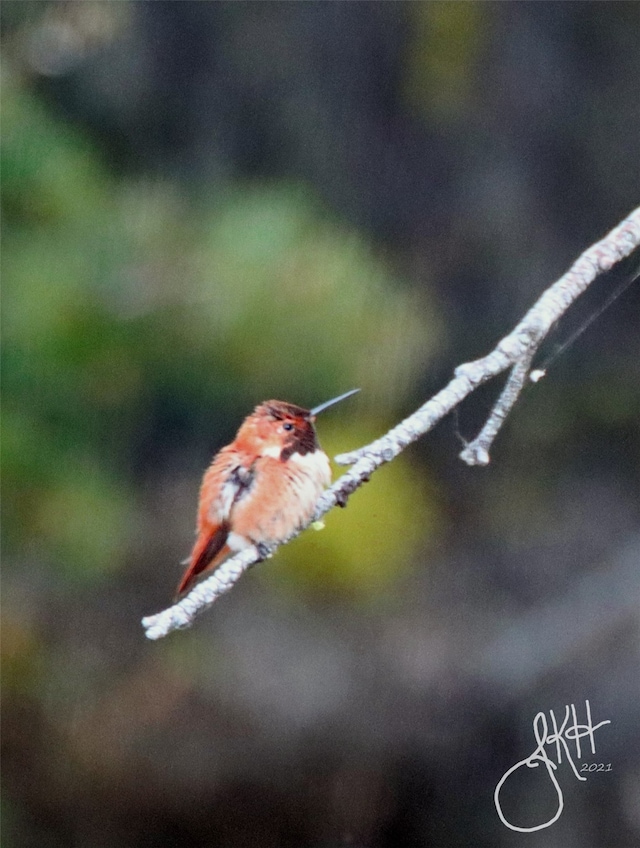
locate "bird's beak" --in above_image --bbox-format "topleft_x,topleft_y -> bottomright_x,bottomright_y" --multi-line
309,388 -> 360,418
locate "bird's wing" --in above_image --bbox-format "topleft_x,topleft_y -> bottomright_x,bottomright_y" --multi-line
175,454 -> 256,597
211,461 -> 256,523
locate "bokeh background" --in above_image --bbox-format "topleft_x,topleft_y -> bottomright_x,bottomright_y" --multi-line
2,3 -> 640,847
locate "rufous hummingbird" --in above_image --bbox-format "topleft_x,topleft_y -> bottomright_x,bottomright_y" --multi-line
175,389 -> 360,597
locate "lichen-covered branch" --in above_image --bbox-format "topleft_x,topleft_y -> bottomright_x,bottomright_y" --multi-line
142,205 -> 640,640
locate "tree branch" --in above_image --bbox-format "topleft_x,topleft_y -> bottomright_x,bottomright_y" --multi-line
458,345 -> 537,466
142,205 -> 640,640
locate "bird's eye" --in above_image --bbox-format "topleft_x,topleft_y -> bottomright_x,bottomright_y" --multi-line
282,422 -> 294,431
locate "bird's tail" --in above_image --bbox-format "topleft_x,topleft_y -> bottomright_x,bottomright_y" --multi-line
175,523 -> 230,599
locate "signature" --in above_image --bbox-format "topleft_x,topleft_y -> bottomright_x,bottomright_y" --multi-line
494,700 -> 611,833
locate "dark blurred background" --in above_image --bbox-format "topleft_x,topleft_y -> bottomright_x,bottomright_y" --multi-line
2,3 -> 640,847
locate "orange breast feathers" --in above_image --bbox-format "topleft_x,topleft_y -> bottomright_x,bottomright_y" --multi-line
176,446 -> 331,597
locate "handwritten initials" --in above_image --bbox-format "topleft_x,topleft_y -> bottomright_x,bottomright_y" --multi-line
495,700 -> 611,833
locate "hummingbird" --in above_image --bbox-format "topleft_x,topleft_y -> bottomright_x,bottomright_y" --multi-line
175,389 -> 359,597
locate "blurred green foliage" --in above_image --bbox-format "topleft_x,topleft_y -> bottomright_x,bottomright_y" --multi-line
3,69 -> 136,580
2,67 -> 441,597
404,2 -> 486,122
